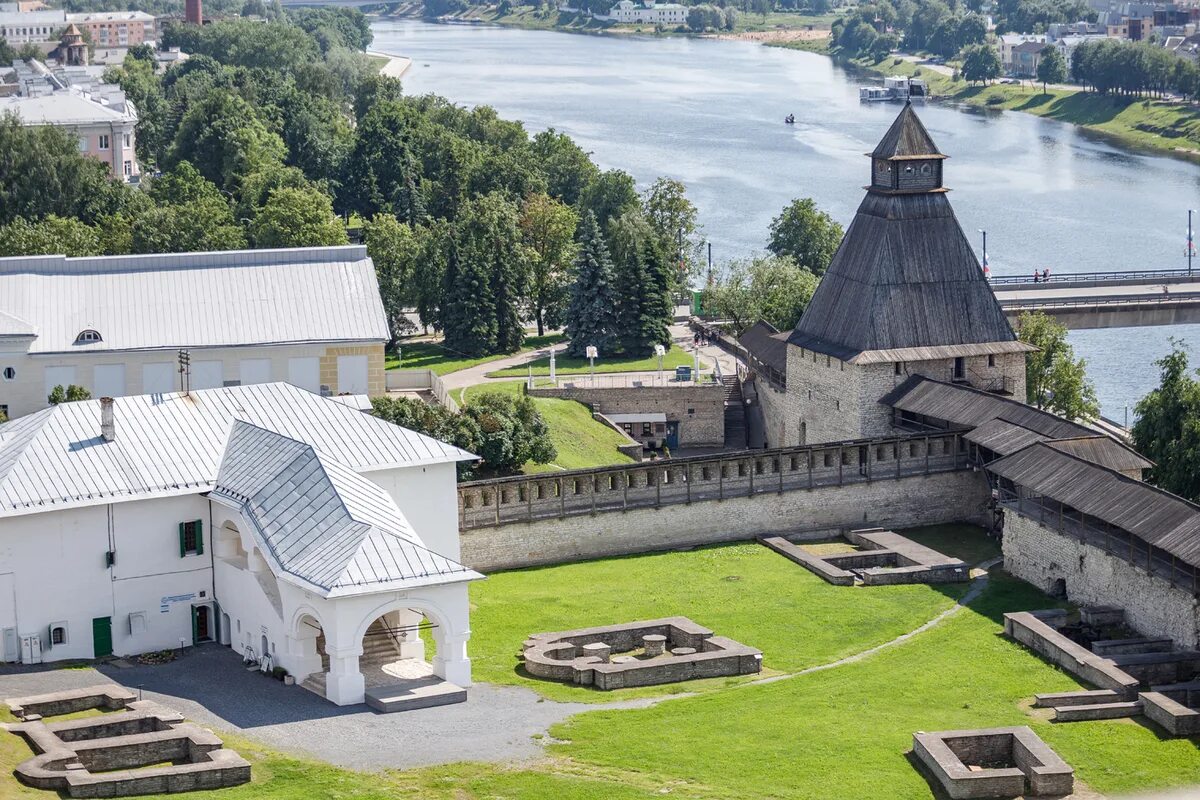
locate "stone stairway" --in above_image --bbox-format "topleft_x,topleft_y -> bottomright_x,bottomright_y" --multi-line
722,376 -> 748,450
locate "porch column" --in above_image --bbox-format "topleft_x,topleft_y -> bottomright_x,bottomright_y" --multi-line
433,633 -> 472,687
392,609 -> 425,660
324,646 -> 365,706
285,628 -> 323,681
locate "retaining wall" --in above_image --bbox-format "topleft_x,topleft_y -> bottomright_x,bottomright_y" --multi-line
1002,512 -> 1200,648
526,383 -> 725,446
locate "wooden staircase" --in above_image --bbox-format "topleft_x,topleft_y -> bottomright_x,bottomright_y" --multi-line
722,376 -> 748,449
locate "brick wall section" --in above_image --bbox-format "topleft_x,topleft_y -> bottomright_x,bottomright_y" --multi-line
318,343 -> 386,396
527,384 -> 725,446
460,469 -> 990,571
1002,511 -> 1200,648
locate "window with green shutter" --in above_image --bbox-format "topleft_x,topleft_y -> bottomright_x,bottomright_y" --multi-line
179,519 -> 203,557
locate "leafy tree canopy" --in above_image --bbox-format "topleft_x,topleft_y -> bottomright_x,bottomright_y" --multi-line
767,197 -> 843,276
1132,341 -> 1200,502
1017,311 -> 1099,422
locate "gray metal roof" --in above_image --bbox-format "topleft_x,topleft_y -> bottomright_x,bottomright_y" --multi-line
212,422 -> 480,598
788,190 -> 1019,362
987,443 -> 1200,567
0,246 -> 389,354
869,103 -> 947,161
738,321 -> 789,374
963,418 -> 1050,453
882,376 -> 1088,437
0,382 -> 474,517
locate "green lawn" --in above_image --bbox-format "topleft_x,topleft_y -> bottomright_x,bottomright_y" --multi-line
456,380 -> 635,473
8,527 -> 1200,798
387,334 -> 565,375
486,347 -> 700,378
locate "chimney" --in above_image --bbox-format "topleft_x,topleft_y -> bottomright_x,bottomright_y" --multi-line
100,397 -> 115,442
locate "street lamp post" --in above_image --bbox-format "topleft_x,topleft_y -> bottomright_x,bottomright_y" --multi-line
1189,210 -> 1196,276
978,229 -> 989,280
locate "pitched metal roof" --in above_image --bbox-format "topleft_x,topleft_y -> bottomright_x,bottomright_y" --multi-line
788,189 -> 1020,361
987,443 -> 1200,567
211,422 -> 480,598
738,320 -> 789,374
869,102 -> 947,161
0,246 -> 389,354
963,418 -> 1050,453
0,382 -> 474,517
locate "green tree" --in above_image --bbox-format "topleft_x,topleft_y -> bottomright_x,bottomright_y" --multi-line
530,128 -> 599,206
520,193 -> 578,337
1036,46 -> 1067,93
578,169 -> 639,235
166,91 -> 287,193
1132,341 -> 1200,501
767,198 -> 843,276
565,211 -> 618,358
249,186 -> 348,248
705,255 -> 820,335
48,385 -> 91,405
642,176 -> 700,289
0,215 -> 101,257
463,392 -> 555,475
133,162 -> 246,253
455,192 -> 528,354
365,213 -> 421,339
961,43 -> 1002,85
1017,311 -> 1099,421
441,235 -> 496,357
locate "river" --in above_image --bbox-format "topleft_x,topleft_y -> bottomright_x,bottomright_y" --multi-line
373,18 -> 1200,421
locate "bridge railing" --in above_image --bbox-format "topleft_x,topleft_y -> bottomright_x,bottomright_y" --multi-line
1001,291 -> 1200,311
990,268 -> 1200,287
458,431 -> 968,530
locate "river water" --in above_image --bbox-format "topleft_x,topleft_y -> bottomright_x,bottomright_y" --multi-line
374,18 -> 1200,420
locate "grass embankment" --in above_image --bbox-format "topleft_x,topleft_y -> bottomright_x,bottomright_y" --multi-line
805,50 -> 1200,159
455,379 -> 635,472
387,334 -> 565,375
486,346 -> 699,377
7,528 -> 1200,797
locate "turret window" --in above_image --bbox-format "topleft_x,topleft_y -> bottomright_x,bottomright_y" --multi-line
920,163 -> 932,176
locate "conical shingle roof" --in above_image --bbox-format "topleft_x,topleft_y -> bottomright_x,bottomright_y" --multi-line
870,102 -> 946,160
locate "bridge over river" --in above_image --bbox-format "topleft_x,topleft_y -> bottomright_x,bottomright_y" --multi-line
994,270 -> 1200,329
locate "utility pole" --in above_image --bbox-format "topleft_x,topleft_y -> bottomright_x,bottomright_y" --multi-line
978,229 -> 989,280
177,349 -> 191,396
1189,209 -> 1195,276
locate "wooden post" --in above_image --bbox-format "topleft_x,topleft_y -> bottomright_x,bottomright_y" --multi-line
460,491 -> 467,530
494,487 -> 501,524
838,447 -> 844,486
719,461 -> 724,500
623,469 -> 629,510
592,476 -> 598,515
896,439 -> 901,479
686,464 -> 692,504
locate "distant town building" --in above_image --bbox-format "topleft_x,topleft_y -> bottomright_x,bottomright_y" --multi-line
602,0 -> 689,25
65,10 -> 156,48
1046,21 -> 1106,41
1053,34 -> 1109,69
0,7 -> 64,43
0,245 -> 390,420
1010,40 -> 1049,76
0,59 -> 140,182
998,33 -> 1046,73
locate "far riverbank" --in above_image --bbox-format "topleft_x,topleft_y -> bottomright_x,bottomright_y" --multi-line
773,39 -> 1200,163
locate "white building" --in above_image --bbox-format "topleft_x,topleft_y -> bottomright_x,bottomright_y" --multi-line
0,383 -> 482,707
603,0 -> 689,25
0,246 -> 390,421
0,8 -> 64,43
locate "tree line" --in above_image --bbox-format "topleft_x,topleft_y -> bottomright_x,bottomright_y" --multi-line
1071,38 -> 1200,100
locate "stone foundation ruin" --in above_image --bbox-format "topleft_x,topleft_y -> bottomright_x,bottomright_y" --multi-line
1006,606 -> 1200,736
760,527 -> 968,586
912,726 -> 1074,799
3,685 -> 250,798
522,617 -> 762,689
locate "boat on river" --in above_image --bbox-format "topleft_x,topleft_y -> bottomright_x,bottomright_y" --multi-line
859,75 -> 928,103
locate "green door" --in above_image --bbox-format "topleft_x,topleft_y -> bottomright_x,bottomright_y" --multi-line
91,616 -> 112,658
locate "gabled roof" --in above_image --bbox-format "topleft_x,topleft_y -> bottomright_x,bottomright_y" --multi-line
0,246 -> 389,354
869,102 -> 946,161
738,320 -> 789,374
788,191 -> 1022,361
211,422 -> 480,598
987,443 -> 1200,567
0,310 -> 35,337
0,383 -> 475,517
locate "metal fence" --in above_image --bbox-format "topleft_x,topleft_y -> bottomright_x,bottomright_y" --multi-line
990,268 -> 1200,287
458,431 -> 969,530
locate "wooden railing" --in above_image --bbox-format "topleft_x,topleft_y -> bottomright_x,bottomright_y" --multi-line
458,431 -> 970,530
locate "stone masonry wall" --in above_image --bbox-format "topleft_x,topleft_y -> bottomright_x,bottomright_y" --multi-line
460,469 -> 990,571
784,348 -> 1028,445
1002,511 -> 1200,648
753,376 -> 792,449
527,384 -> 725,446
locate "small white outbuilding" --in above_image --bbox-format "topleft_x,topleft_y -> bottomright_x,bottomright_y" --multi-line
0,382 -> 482,708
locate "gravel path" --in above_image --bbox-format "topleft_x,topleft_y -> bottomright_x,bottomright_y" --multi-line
0,647 -> 654,772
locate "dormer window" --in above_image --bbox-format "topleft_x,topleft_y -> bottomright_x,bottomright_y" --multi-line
75,330 -> 102,344
920,163 -> 932,176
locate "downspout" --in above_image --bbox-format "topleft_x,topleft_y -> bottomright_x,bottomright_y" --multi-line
208,499 -> 218,643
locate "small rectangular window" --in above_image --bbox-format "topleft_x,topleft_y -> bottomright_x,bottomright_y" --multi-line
988,354 -> 996,368
98,134 -> 110,150
179,519 -> 203,557
823,452 -> 832,468
894,362 -> 903,376
641,422 -> 652,437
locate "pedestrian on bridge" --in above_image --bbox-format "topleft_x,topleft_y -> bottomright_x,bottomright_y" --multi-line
1033,270 -> 1040,283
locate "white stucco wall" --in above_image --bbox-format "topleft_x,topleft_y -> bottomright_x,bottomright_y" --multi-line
367,461 -> 463,561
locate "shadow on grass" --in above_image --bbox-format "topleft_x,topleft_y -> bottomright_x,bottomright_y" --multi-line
1016,92 -> 1056,111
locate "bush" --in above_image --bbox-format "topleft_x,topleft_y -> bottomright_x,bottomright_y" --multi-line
271,666 -> 288,681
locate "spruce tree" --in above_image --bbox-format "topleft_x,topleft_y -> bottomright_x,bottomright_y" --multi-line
441,234 -> 496,357
640,238 -> 673,354
565,211 -> 617,358
613,242 -> 648,355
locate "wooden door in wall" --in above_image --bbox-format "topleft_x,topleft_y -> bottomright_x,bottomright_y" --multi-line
91,617 -> 112,658
192,605 -> 211,645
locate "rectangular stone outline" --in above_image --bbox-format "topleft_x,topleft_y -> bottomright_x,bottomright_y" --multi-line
912,726 -> 1073,799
